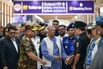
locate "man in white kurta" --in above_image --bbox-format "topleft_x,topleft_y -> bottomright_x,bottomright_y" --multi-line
41,26 -> 67,69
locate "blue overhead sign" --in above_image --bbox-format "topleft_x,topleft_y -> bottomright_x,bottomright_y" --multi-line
14,1 -> 94,14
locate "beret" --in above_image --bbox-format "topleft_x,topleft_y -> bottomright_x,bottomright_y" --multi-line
67,23 -> 75,30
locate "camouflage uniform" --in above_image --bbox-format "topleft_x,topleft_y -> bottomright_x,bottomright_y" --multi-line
19,36 -> 37,69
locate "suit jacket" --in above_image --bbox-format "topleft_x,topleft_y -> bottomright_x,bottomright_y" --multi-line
0,37 -> 20,69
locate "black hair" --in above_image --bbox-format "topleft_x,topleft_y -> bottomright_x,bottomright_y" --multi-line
8,25 -> 17,31
25,25 -> 31,31
6,23 -> 11,28
58,25 -> 65,28
52,20 -> 59,24
3,27 -> 8,37
67,27 -> 74,31
86,29 -> 92,35
77,27 -> 85,31
21,24 -> 25,27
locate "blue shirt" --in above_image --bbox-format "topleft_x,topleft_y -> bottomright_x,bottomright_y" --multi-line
62,36 -> 76,55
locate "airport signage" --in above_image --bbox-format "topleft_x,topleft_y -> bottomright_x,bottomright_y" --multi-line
68,1 -> 94,13
42,1 -> 67,13
14,1 -> 94,14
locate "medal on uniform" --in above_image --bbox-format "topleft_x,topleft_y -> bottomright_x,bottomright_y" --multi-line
65,46 -> 68,48
76,42 -> 79,47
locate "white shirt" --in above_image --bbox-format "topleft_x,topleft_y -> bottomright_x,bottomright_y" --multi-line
31,36 -> 40,56
31,36 -> 41,69
58,34 -> 68,41
11,38 -> 18,53
92,37 -> 101,60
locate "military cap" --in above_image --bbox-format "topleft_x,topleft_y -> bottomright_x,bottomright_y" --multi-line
31,25 -> 38,31
67,23 -> 75,31
74,21 -> 87,28
96,16 -> 103,25
68,23 -> 75,28
39,22 -> 46,26
38,26 -> 45,31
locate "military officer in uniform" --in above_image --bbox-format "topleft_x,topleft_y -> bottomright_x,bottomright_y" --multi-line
19,25 -> 46,69
62,23 -> 77,69
30,25 -> 42,69
72,21 -> 90,69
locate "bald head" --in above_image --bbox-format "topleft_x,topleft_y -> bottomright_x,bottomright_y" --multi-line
46,25 -> 55,37
47,26 -> 55,30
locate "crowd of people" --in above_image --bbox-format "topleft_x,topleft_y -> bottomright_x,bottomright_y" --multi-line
0,16 -> 103,69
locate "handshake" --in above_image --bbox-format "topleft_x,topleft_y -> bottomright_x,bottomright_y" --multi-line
65,55 -> 74,65
54,55 -> 74,65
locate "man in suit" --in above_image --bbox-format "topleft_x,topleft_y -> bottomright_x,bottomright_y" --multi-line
90,16 -> 103,69
0,25 -> 20,69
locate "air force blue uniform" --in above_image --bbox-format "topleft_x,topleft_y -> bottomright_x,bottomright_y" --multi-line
62,36 -> 76,69
63,36 -> 76,56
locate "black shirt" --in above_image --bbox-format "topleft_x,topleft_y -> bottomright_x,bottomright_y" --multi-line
55,30 -> 59,36
75,32 -> 90,69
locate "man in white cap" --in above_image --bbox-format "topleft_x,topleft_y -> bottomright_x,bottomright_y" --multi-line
90,16 -> 103,69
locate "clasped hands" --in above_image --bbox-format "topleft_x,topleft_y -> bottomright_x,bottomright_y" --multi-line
65,55 -> 74,65
54,55 -> 74,65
